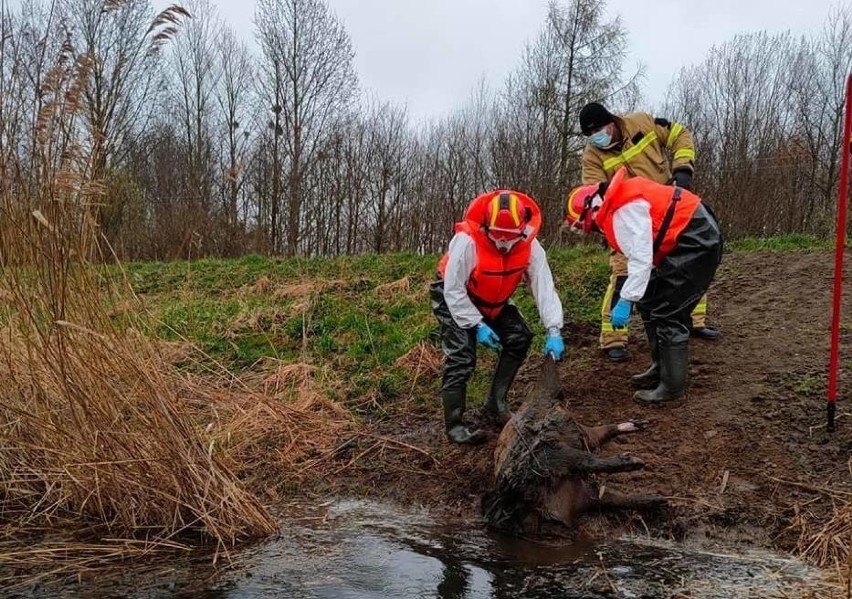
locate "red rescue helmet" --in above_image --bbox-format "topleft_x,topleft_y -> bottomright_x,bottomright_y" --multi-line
484,191 -> 532,253
564,184 -> 601,233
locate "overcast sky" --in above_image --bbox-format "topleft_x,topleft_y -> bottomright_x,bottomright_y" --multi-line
137,0 -> 852,120
163,0 -> 852,118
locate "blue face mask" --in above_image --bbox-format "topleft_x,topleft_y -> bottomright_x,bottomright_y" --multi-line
588,129 -> 612,149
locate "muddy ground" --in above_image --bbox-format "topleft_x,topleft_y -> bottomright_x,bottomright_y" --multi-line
321,249 -> 852,558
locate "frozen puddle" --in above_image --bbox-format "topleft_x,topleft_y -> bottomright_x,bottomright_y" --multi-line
20,499 -> 834,599
202,500 -> 832,599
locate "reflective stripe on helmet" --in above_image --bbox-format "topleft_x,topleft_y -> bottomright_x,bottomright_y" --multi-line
566,187 -> 585,221
489,192 -> 522,228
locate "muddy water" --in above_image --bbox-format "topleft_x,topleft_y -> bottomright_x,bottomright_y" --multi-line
19,499 -> 831,599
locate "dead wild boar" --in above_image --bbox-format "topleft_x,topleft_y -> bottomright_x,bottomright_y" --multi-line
482,358 -> 667,534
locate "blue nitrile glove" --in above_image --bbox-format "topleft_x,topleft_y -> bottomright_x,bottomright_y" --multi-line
544,329 -> 565,360
611,298 -> 632,329
476,322 -> 501,349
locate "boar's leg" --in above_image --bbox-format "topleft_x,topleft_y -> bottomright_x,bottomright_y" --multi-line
541,479 -> 588,527
537,446 -> 646,476
593,487 -> 668,512
547,483 -> 667,524
578,419 -> 649,450
575,453 -> 646,473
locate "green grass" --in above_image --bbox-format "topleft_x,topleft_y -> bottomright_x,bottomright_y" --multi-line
125,247 -> 613,361
727,233 -> 833,252
793,374 -> 823,396
123,247 -> 612,413
121,235 -> 837,412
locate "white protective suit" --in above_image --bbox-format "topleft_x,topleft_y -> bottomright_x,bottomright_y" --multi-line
441,233 -> 564,333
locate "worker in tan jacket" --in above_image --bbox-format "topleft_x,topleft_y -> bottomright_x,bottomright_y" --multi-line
578,102 -> 720,362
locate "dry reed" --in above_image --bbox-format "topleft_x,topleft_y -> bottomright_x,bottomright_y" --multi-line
0,2 -> 280,579
775,476 -> 851,595
209,359 -> 355,493
0,195 -> 279,547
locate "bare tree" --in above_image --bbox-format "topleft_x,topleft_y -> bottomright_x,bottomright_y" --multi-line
666,31 -> 816,237
254,0 -> 357,256
361,101 -> 409,252
215,25 -> 254,251
251,60 -> 286,253
792,5 -> 852,232
0,0 -> 65,198
545,0 -> 641,189
167,0 -> 222,254
55,0 -> 189,254
7,0 -> 851,260
59,0 -> 175,176
490,0 -> 640,240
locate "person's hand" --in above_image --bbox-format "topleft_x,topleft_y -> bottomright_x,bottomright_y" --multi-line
670,168 -> 693,190
543,330 -> 565,360
611,298 -> 632,329
476,323 -> 500,349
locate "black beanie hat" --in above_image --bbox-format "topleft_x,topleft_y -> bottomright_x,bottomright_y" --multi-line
579,102 -> 615,136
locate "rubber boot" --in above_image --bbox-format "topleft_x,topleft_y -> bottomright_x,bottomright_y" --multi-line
634,344 -> 688,405
443,387 -> 487,444
691,325 -> 722,340
482,354 -> 524,425
631,321 -> 659,390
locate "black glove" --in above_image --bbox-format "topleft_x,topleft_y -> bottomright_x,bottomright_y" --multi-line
670,169 -> 693,190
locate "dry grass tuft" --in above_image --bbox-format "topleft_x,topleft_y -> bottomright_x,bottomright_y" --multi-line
243,358 -> 350,419
792,499 -> 852,571
205,365 -> 355,493
155,339 -> 200,365
224,306 -> 291,339
395,340 -> 442,380
375,276 -> 411,299
272,282 -> 318,299
0,539 -> 190,591
236,279 -> 327,302
248,275 -> 273,295
780,479 -> 851,596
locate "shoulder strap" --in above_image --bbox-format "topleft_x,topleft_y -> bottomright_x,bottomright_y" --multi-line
653,187 -> 683,255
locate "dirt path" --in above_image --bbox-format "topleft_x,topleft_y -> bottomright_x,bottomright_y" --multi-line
328,249 -> 852,557
563,250 -> 852,548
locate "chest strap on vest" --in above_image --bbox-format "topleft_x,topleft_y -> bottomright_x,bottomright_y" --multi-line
468,290 -> 506,309
653,186 -> 682,255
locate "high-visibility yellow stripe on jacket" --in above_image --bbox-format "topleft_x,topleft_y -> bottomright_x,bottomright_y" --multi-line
602,132 -> 659,173
580,111 -> 696,186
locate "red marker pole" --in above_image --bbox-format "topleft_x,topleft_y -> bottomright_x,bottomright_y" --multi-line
827,73 -> 852,433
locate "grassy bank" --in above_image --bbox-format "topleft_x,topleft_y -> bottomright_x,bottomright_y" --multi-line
1,231 -> 842,590
124,233 -> 833,403
124,244 -> 609,410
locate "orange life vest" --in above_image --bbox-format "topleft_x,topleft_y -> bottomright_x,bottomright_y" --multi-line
594,167 -> 700,265
438,191 -> 542,320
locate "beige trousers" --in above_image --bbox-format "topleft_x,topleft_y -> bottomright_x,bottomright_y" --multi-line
600,252 -> 708,349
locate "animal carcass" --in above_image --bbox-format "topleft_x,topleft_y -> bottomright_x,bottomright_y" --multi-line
482,359 -> 667,534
